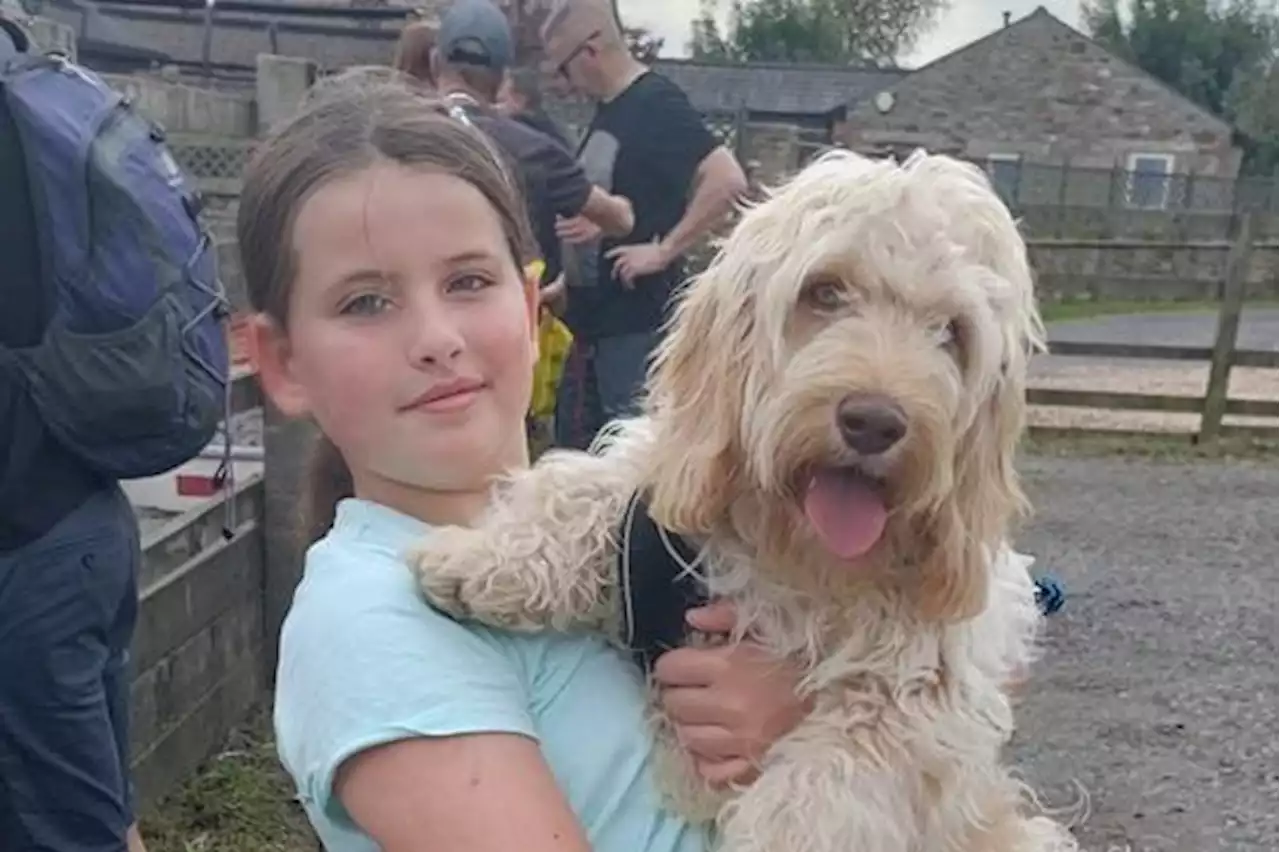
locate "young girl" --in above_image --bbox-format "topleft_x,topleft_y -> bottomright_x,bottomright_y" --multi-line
241,75 -> 806,851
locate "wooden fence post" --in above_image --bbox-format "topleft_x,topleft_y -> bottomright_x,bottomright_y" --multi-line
1198,212 -> 1257,443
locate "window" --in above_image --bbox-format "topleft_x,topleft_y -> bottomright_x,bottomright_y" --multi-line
985,154 -> 1021,205
1125,153 -> 1175,209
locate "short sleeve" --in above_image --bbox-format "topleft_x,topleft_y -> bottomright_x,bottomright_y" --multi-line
274,542 -> 535,827
641,79 -> 720,195
529,131 -> 593,217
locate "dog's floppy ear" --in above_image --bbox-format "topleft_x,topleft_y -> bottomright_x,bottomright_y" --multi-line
644,258 -> 755,536
913,366 -> 1027,623
916,203 -> 1037,623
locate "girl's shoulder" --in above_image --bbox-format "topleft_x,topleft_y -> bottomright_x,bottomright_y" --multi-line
287,526 -> 490,659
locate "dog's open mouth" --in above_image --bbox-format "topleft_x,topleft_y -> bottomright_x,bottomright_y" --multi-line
802,465 -> 888,561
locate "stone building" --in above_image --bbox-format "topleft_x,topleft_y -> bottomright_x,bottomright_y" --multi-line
839,7 -> 1241,208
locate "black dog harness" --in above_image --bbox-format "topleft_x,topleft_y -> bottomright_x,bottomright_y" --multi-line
617,491 -> 710,674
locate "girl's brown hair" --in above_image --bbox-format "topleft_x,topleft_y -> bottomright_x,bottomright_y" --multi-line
237,69 -> 537,545
391,21 -> 435,84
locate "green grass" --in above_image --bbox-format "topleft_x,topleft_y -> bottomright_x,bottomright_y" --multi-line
1040,297 -> 1278,323
1023,429 -> 1278,463
139,709 -> 318,852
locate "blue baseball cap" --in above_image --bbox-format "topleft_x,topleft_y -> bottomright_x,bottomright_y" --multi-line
436,0 -> 514,71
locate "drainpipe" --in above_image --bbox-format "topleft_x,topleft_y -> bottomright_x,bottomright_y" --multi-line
201,0 -> 214,78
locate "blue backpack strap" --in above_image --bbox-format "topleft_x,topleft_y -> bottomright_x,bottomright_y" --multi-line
0,17 -> 29,59
1033,572 -> 1066,616
617,491 -> 709,674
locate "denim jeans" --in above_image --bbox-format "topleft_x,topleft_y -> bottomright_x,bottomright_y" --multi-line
554,331 -> 658,451
0,485 -> 139,852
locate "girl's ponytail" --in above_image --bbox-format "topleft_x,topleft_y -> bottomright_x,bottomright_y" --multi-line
302,431 -> 354,546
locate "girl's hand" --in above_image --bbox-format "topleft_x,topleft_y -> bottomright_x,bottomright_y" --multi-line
652,602 -> 811,787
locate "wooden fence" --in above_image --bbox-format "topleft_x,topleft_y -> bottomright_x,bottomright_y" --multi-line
1026,214 -> 1279,442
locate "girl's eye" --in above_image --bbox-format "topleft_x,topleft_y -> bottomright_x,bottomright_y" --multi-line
341,293 -> 393,316
448,273 -> 496,294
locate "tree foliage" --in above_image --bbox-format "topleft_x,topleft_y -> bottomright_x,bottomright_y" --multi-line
1084,0 -> 1276,117
688,0 -> 947,66
624,25 -> 664,64
1084,0 -> 1279,175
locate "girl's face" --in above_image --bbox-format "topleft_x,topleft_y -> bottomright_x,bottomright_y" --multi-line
255,162 -> 539,499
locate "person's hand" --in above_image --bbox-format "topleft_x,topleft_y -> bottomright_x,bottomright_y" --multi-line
539,275 -> 566,305
555,215 -> 602,245
606,237 -> 669,287
653,601 -> 811,787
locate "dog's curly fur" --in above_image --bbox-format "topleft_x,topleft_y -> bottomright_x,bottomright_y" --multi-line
409,149 -> 1079,852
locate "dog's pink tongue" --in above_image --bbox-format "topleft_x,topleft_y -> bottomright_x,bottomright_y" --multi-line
803,470 -> 888,560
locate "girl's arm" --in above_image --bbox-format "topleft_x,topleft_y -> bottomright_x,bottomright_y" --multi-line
337,733 -> 591,852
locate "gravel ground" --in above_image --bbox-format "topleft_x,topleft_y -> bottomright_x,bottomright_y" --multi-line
1010,455 -> 1278,852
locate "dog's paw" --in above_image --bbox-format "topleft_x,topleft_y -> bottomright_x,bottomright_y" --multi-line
407,530 -> 546,632
409,544 -> 475,620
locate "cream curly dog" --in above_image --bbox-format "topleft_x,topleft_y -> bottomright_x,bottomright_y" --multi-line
410,149 -> 1078,852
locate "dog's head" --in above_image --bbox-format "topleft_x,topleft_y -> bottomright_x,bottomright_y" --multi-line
644,149 -> 1043,623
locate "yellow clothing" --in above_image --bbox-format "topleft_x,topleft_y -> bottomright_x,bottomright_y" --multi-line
524,261 -> 573,422
532,307 -> 573,419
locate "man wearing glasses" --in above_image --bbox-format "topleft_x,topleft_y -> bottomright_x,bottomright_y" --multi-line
542,0 -> 748,450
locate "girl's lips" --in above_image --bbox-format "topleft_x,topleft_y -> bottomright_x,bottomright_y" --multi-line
400,379 -> 487,413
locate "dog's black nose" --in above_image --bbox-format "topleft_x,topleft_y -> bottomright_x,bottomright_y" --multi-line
836,394 -> 907,455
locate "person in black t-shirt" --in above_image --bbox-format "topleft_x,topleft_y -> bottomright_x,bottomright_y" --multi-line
0,15 -> 148,852
541,0 -> 749,450
392,3 -> 633,297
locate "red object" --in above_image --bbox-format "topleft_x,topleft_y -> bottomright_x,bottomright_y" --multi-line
228,313 -> 257,370
176,474 -> 221,498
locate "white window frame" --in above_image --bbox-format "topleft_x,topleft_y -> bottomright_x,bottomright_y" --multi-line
1124,152 -> 1176,210
985,153 -> 1022,204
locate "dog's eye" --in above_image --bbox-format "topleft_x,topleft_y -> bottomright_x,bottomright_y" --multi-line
803,278 -> 845,311
935,319 -> 962,352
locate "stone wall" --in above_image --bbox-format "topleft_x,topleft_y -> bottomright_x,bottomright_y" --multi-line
102,72 -> 257,137
1030,240 -> 1279,302
840,9 -> 1241,179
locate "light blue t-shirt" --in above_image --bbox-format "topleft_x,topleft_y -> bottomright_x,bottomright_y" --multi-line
274,498 -> 709,852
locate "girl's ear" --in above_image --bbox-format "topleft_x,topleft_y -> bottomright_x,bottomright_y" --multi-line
250,313 -> 311,417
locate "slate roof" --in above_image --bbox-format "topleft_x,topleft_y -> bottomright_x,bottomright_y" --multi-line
652,57 -> 908,116
860,6 -> 1232,135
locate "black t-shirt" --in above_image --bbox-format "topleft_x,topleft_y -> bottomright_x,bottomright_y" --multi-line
450,96 -> 591,285
565,71 -> 719,341
0,55 -> 106,552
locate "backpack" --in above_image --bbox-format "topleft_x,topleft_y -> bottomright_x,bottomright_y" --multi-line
0,41 -> 229,480
617,491 -> 709,675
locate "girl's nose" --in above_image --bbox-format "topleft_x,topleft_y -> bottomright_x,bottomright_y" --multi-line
406,299 -> 464,365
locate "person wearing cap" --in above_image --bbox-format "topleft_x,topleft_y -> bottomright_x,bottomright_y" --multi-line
541,0 -> 749,451
0,13 -> 149,852
393,0 -> 633,303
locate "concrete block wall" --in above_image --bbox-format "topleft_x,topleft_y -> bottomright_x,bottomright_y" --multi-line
101,72 -> 257,137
